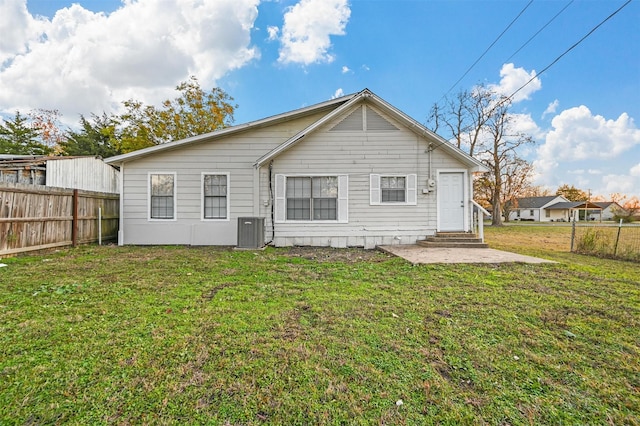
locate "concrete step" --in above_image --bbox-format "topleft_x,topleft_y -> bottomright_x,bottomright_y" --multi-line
435,232 -> 478,238
417,240 -> 489,249
424,236 -> 483,243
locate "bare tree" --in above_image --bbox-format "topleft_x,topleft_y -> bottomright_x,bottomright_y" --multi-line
427,85 -> 535,226
428,85 -> 494,157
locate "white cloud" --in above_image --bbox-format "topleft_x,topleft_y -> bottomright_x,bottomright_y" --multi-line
538,106 -> 640,163
361,64 -> 370,71
489,63 -> 541,103
278,0 -> 350,65
267,25 -> 279,41
341,65 -> 350,74
0,0 -> 260,124
532,106 -> 640,197
542,99 -> 559,118
331,88 -> 344,99
509,112 -> 544,139
600,174 -> 639,195
630,163 -> 640,177
0,0 -> 45,65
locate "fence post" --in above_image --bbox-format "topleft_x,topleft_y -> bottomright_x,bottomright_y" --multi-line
98,207 -> 102,246
613,218 -> 623,256
570,218 -> 576,252
72,189 -> 79,247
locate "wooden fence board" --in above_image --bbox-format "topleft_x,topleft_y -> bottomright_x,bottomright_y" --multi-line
0,183 -> 119,255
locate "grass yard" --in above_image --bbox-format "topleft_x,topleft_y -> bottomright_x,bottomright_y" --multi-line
1,227 -> 639,425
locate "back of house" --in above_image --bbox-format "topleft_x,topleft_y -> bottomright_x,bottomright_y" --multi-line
106,89 -> 486,249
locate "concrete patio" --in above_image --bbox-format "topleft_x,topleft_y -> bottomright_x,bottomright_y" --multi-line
378,245 -> 556,264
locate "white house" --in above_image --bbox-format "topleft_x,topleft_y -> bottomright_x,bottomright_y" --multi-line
590,202 -> 625,221
508,196 -> 571,222
105,89 -> 488,249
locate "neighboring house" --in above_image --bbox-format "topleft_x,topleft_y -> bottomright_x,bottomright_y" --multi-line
508,196 -> 608,222
508,196 -> 570,222
543,201 -> 580,221
0,155 -> 120,193
590,202 -> 625,221
105,89 -> 488,249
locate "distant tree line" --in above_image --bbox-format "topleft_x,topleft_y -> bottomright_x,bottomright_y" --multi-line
0,76 -> 236,158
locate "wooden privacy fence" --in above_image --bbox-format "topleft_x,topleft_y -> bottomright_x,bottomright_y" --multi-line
0,183 -> 119,255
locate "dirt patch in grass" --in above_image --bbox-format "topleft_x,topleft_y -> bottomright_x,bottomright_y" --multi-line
282,246 -> 393,263
201,283 -> 236,300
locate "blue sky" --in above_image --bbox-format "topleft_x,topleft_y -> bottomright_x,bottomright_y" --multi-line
1,0 -> 639,200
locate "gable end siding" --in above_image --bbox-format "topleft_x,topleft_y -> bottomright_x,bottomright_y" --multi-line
330,106 -> 364,131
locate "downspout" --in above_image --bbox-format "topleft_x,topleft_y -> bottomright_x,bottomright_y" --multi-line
118,162 -> 124,245
264,160 -> 275,246
428,142 -> 433,182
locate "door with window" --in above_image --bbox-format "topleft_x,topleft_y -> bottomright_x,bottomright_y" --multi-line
438,172 -> 465,231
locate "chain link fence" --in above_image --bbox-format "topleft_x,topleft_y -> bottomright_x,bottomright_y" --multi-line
571,220 -> 640,262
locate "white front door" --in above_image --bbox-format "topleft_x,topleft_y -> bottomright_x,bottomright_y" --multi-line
439,172 -> 465,231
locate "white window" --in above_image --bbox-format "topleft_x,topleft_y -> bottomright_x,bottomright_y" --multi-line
149,173 -> 176,220
275,175 -> 348,223
370,174 -> 417,205
202,173 -> 229,220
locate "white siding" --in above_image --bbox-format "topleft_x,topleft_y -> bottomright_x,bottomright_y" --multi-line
260,105 -> 468,248
119,112 -> 328,245
46,157 -> 119,193
118,102 -> 475,248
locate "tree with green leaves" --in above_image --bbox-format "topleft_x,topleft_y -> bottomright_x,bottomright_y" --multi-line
556,184 -> 588,202
60,113 -> 122,158
0,111 -> 52,155
119,76 -> 236,153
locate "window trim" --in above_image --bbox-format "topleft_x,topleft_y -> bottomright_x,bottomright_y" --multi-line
201,172 -> 230,221
275,174 -> 348,224
148,172 -> 177,221
370,174 -> 417,206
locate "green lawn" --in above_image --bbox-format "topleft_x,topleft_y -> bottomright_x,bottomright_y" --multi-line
1,228 -> 638,425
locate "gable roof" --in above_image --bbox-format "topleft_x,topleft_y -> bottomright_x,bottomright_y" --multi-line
105,93 -> 354,165
512,196 -> 566,209
593,201 -> 624,210
254,89 -> 487,172
105,88 -> 487,173
545,201 -> 582,210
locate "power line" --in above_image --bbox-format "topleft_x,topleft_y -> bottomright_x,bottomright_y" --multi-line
427,0 -> 633,156
505,0 -> 574,63
503,0 -> 633,105
441,0 -> 534,101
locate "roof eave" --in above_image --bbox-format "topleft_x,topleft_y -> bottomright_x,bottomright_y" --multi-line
254,90 -> 366,167
254,88 -> 488,173
363,92 -> 488,172
105,93 -> 356,165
